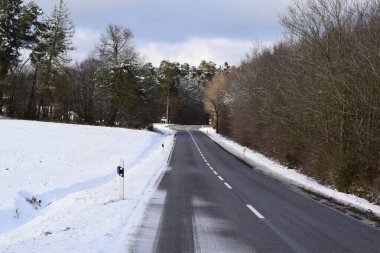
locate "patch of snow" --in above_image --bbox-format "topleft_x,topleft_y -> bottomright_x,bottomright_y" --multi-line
199,127 -> 380,217
0,120 -> 175,253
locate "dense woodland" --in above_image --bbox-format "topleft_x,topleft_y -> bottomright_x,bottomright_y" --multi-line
1,0 -> 379,203
204,0 -> 380,203
0,0 -> 228,127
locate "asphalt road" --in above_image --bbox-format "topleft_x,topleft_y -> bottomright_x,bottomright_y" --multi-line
129,128 -> 380,253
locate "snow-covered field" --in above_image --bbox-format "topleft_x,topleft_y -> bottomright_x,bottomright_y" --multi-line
200,127 -> 380,217
0,120 -> 175,253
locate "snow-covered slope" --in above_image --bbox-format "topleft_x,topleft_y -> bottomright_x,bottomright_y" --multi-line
0,120 -> 175,252
200,127 -> 380,217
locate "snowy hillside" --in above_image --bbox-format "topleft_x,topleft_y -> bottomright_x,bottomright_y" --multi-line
0,120 -> 174,252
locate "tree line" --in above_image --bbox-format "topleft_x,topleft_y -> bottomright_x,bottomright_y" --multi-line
204,0 -> 380,203
0,0 -> 229,127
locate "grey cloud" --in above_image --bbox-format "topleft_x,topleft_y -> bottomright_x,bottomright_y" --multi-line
26,0 -> 293,63
28,0 -> 292,42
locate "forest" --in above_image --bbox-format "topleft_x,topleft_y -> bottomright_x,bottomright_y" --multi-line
0,0 -> 229,127
204,0 -> 380,203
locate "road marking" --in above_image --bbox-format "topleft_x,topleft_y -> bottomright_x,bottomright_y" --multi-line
246,205 -> 265,219
187,130 -> 210,168
187,129 -> 263,221
224,182 -> 232,189
188,129 -> 232,193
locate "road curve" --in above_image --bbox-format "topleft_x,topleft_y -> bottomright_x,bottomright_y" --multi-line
129,129 -> 380,253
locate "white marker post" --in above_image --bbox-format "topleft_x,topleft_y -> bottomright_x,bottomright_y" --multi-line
118,159 -> 125,200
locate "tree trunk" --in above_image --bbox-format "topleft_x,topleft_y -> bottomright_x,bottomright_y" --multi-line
37,101 -> 41,118
108,107 -> 118,126
166,90 -> 169,124
0,72 -> 6,115
0,84 -> 4,115
216,112 -> 219,133
26,67 -> 38,119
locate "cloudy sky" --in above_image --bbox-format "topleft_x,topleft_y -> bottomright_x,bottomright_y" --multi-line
25,0 -> 293,66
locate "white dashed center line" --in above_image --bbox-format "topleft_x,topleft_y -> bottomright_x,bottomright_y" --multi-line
224,182 -> 232,189
246,205 -> 265,219
187,129 -> 266,222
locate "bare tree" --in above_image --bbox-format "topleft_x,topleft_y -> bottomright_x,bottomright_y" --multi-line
217,0 -> 380,202
95,24 -> 141,126
203,73 -> 231,133
28,0 -> 74,119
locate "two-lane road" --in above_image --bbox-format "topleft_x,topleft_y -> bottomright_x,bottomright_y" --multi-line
129,128 -> 380,252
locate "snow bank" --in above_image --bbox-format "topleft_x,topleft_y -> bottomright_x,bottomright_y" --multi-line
0,120 -> 175,253
200,127 -> 380,217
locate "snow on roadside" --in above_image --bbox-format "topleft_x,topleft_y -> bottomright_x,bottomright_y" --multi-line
199,127 -> 380,217
0,120 -> 175,253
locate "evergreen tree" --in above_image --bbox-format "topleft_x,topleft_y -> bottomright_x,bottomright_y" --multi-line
197,60 -> 217,83
95,24 -> 142,126
29,0 -> 74,118
156,60 -> 182,123
0,0 -> 41,114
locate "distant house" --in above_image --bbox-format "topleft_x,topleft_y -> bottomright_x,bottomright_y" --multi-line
161,116 -> 168,124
